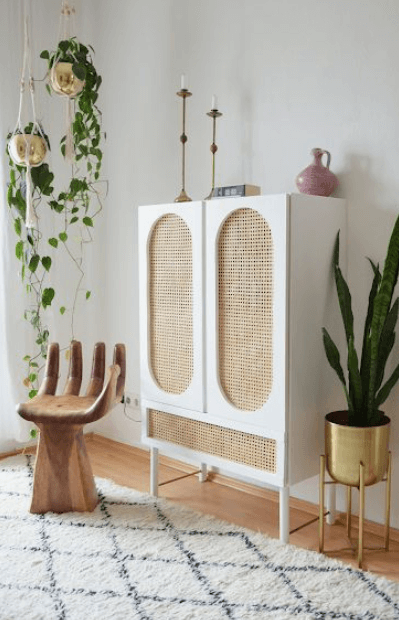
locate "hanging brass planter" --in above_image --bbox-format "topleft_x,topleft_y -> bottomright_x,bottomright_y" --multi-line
50,62 -> 84,98
325,410 -> 390,487
8,134 -> 47,167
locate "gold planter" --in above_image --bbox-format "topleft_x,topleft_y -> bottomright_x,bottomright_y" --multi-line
325,410 -> 390,486
8,134 -> 47,167
50,62 -> 85,98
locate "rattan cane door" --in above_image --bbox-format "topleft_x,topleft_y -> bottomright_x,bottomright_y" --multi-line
206,195 -> 288,434
138,202 -> 204,411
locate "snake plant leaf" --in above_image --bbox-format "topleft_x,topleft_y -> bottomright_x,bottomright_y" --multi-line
375,297 -> 398,393
360,261 -> 381,395
368,214 -> 399,413
334,264 -> 354,345
375,359 -> 399,409
333,231 -> 340,268
322,327 -> 353,411
347,335 -> 362,415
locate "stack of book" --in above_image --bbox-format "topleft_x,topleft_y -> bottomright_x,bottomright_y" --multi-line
212,184 -> 261,198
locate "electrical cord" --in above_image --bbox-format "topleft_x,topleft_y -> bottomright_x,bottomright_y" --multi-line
121,394 -> 141,424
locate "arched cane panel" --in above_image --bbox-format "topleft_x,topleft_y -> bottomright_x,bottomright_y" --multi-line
149,214 -> 193,394
218,208 -> 274,411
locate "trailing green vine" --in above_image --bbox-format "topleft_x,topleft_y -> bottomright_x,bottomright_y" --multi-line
6,38 -> 104,399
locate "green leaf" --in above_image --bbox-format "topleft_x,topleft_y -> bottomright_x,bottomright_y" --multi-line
48,237 -> 58,248
29,427 -> 38,437
40,50 -> 50,59
86,291 -> 91,300
41,256 -> 52,272
60,306 -> 66,315
83,216 -> 93,227
360,260 -> 381,402
70,216 -> 79,224
71,207 -> 79,214
7,184 -> 14,207
368,214 -> 399,413
46,84 -> 52,96
374,298 -> 399,393
23,355 -> 31,361
29,373 -> 37,383
347,335 -> 362,421
322,327 -> 353,411
15,240 -> 24,260
30,362 -> 39,368
59,232 -> 68,242
375,361 -> 399,409
334,265 -> 354,345
42,287 -> 55,308
14,218 -> 22,237
72,62 -> 86,81
28,254 -> 40,273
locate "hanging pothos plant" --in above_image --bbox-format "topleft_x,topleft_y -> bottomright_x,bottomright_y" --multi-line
6,38 -> 104,400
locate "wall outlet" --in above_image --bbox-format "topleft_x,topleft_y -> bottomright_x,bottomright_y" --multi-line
124,392 -> 140,410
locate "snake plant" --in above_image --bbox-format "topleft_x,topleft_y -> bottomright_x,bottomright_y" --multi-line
322,215 -> 399,426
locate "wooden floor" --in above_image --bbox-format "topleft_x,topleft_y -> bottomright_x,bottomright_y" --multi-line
10,433 -> 399,583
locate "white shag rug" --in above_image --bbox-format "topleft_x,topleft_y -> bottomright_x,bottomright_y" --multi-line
0,455 -> 398,620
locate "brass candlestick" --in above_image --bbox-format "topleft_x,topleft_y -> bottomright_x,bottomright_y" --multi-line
175,88 -> 192,202
205,107 -> 222,200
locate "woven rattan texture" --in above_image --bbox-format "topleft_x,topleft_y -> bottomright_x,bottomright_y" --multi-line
218,208 -> 274,411
149,214 -> 193,394
148,409 -> 277,473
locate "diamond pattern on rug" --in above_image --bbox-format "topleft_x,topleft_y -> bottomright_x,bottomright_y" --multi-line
0,454 -> 398,620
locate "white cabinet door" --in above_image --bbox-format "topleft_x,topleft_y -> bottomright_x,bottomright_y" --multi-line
205,195 -> 288,434
139,202 -> 204,411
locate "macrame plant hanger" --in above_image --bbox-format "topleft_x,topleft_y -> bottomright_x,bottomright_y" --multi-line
9,1 -> 47,229
52,1 -> 78,162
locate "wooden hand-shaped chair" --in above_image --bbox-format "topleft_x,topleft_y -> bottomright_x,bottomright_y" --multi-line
17,340 -> 126,514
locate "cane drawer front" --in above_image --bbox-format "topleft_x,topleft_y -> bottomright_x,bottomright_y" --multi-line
148,408 -> 277,475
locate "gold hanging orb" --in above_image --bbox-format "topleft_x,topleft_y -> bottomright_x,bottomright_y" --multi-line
50,62 -> 85,98
8,134 -> 47,167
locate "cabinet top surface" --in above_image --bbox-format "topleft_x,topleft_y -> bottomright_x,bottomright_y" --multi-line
137,193 -> 345,209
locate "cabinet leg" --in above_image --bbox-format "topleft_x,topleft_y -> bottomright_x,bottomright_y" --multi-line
326,481 -> 336,525
198,462 -> 208,483
279,486 -> 289,543
150,447 -> 159,498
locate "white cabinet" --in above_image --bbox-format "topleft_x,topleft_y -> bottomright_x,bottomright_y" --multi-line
138,194 -> 346,541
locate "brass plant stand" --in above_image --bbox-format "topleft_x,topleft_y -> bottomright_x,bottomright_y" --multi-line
319,452 -> 392,569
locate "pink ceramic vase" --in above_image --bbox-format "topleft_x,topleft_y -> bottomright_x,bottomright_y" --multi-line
295,148 -> 338,197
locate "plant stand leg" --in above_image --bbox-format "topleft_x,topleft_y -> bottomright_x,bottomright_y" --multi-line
150,447 -> 159,498
198,462 -> 208,483
347,486 -> 352,539
358,461 -> 365,569
279,486 -> 289,543
385,451 -> 392,551
326,481 -> 336,525
319,455 -> 325,552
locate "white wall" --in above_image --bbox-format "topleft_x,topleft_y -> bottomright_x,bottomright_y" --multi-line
90,0 -> 399,527
0,0 -> 107,451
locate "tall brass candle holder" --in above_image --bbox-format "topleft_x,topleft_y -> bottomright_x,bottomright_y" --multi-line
175,88 -> 192,203
205,106 -> 222,200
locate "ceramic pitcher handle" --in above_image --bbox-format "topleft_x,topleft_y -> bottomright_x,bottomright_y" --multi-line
322,150 -> 331,169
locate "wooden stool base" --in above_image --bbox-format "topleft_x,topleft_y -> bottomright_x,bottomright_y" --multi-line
30,423 -> 98,514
